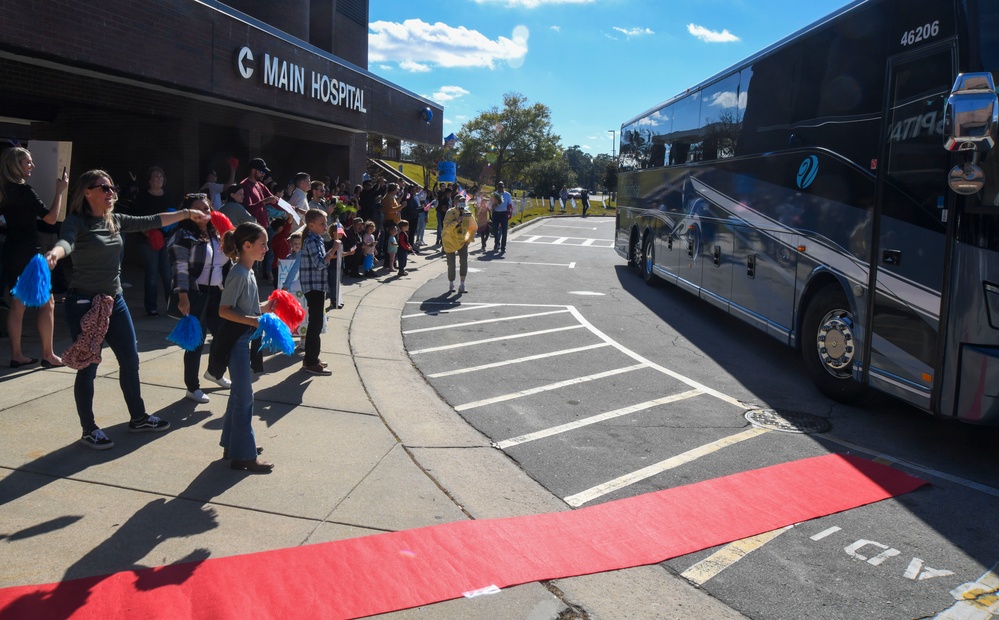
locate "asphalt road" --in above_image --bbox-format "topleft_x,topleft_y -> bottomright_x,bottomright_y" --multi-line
402,214 -> 999,620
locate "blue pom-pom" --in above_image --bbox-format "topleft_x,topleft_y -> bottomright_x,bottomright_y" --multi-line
166,315 -> 204,351
250,313 -> 295,356
12,254 -> 52,308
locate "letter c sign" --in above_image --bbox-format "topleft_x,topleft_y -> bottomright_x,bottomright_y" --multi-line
236,47 -> 254,79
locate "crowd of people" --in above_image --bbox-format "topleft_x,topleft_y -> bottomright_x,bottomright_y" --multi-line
0,146 -> 523,473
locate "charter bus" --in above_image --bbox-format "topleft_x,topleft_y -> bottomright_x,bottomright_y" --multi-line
614,0 -> 999,423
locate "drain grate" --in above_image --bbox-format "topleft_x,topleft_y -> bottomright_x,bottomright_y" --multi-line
744,408 -> 831,434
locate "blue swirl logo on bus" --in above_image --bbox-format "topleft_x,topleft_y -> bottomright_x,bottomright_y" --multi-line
797,156 -> 819,189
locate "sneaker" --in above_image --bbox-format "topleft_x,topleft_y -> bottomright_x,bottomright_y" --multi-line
398,269 -> 408,276
185,389 -> 210,404
458,283 -> 467,293
128,415 -> 170,433
302,363 -> 332,376
80,428 -> 114,450
203,371 -> 232,389
448,281 -> 456,293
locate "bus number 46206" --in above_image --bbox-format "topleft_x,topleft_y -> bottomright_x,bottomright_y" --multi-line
901,20 -> 940,46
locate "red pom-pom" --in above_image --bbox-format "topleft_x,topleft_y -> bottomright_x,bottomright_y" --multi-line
268,289 -> 305,332
210,210 -> 234,234
227,157 -> 239,170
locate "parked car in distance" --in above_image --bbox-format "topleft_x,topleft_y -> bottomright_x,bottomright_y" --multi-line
568,187 -> 585,198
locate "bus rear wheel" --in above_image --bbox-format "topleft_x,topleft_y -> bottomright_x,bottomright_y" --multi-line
628,230 -> 642,273
800,285 -> 866,402
642,237 -> 660,286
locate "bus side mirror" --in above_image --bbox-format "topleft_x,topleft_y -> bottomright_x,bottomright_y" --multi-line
944,73 -> 999,152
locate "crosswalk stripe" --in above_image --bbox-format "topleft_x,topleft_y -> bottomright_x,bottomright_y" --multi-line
563,427 -> 771,507
495,390 -> 704,449
402,309 -> 570,334
428,343 -> 611,378
455,364 -> 648,411
409,325 -> 585,355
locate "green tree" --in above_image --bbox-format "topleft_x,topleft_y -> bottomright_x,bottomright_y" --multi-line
405,142 -> 446,189
564,145 -> 594,189
593,154 -> 618,192
456,93 -> 561,186
523,158 -> 575,198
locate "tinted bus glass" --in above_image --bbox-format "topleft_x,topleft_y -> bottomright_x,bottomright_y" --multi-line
699,73 -> 742,161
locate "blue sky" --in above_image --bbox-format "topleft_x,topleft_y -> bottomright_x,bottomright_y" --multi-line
368,0 -> 856,155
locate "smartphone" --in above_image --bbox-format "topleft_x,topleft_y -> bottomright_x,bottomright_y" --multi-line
62,166 -> 66,176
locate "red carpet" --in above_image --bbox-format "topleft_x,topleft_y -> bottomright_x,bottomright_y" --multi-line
0,454 -> 926,619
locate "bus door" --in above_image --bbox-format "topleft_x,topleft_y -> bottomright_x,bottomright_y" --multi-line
867,43 -> 955,407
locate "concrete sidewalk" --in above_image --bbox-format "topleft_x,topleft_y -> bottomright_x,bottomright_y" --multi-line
0,228 -> 748,619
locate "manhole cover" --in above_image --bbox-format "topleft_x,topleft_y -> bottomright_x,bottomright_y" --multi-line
744,408 -> 831,434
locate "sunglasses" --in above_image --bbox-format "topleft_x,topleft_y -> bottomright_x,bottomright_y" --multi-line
185,193 -> 208,200
88,184 -> 119,194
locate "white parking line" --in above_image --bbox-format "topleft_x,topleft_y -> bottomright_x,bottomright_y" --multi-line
409,325 -> 585,355
402,309 -> 571,334
402,303 -> 501,319
428,343 -> 612,378
565,306 -> 747,409
495,389 -> 704,449
455,364 -> 648,412
563,427 -> 771,507
489,261 -> 577,268
821,434 -> 999,499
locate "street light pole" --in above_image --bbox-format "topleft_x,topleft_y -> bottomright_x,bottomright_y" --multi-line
607,129 -> 617,202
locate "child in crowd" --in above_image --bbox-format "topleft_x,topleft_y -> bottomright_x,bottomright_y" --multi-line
478,194 -> 495,252
269,216 -> 292,286
325,221 -> 353,310
397,219 -> 413,276
287,232 -> 302,259
218,221 -> 273,472
278,230 -> 305,351
300,209 -> 335,376
384,222 -> 398,271
362,220 -> 377,277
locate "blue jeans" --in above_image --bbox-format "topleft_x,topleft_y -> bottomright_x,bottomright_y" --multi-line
491,212 -> 509,251
65,293 -> 146,431
416,211 -> 427,244
220,332 -> 258,460
139,241 -> 171,314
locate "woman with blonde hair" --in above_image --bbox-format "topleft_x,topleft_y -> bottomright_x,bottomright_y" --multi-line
0,146 -> 68,368
44,170 -> 208,450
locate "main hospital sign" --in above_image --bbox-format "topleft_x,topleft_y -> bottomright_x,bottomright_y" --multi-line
235,46 -> 367,113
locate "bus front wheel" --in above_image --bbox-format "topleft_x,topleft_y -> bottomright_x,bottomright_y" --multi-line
800,285 -> 867,402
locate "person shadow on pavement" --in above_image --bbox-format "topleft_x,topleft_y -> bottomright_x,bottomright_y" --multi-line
0,464 -> 243,620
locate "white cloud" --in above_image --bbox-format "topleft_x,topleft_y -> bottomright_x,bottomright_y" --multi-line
473,0 -> 593,8
431,85 -> 471,104
399,60 -> 431,73
370,19 -> 529,71
687,23 -> 740,43
378,64 -> 394,71
550,25 -> 561,32
612,26 -> 654,38
708,91 -> 740,109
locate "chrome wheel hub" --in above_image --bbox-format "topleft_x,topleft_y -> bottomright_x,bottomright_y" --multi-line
816,310 -> 854,375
